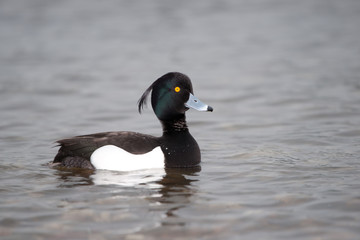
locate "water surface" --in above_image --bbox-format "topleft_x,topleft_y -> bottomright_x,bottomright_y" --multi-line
1,0 -> 360,239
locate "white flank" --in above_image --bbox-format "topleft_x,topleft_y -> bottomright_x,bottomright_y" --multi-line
90,145 -> 164,171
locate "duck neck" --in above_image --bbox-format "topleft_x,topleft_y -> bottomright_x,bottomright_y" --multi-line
160,115 -> 188,134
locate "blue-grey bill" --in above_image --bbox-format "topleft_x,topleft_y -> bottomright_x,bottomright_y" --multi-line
185,93 -> 213,112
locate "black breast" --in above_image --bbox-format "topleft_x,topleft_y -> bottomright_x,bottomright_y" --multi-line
160,130 -> 201,168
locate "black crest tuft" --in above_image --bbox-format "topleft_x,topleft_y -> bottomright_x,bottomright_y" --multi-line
137,84 -> 153,113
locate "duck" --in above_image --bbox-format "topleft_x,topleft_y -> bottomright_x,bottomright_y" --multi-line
52,72 -> 213,171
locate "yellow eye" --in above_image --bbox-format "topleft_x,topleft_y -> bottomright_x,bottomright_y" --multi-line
174,87 -> 181,92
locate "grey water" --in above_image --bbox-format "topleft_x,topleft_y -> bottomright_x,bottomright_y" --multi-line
1,0 -> 360,239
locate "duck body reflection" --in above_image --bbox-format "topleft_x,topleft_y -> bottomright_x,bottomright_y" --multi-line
54,167 -> 201,227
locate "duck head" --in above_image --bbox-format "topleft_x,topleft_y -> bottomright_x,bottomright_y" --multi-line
138,72 -> 213,121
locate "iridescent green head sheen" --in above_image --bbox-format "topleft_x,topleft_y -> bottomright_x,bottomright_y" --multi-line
138,72 -> 213,121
